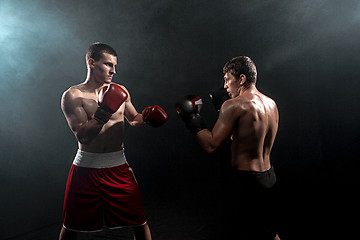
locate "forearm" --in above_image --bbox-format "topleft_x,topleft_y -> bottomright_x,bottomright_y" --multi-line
127,113 -> 146,127
195,129 -> 218,154
176,94 -> 234,154
76,119 -> 104,144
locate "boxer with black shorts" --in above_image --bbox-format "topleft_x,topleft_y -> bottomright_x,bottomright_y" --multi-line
176,56 -> 280,239
59,42 -> 167,240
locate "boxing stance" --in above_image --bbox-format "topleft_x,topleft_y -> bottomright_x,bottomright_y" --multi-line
176,56 -> 280,239
59,42 -> 167,240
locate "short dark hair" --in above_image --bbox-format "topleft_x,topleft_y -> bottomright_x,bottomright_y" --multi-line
86,42 -> 117,62
223,56 -> 257,84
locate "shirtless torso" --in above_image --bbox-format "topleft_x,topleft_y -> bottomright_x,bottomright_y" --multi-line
61,52 -> 145,154
193,56 -> 280,239
62,83 -> 125,153
196,70 -> 279,172
229,88 -> 279,171
59,47 -> 151,240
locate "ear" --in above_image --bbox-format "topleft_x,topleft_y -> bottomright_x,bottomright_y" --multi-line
239,74 -> 246,85
88,58 -> 95,69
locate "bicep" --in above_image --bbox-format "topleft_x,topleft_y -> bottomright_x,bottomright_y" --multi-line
61,91 -> 88,133
124,101 -> 139,121
196,101 -> 237,152
210,104 -> 236,145
123,90 -> 141,123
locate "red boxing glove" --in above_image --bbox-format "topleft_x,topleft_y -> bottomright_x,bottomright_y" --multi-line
142,105 -> 168,127
94,83 -> 128,124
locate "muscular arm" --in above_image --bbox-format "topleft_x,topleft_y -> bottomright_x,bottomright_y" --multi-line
195,100 -> 237,153
61,89 -> 103,144
123,88 -> 145,127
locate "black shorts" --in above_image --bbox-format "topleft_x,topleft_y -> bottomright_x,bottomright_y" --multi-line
230,166 -> 277,189
222,167 -> 278,240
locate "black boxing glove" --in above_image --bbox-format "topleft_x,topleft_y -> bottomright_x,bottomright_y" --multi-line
175,95 -> 206,134
209,88 -> 230,113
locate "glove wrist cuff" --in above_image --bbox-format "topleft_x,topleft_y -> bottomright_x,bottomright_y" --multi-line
186,114 -> 206,134
94,107 -> 112,124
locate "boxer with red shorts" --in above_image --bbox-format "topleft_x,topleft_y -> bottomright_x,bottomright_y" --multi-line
60,42 -> 167,240
63,150 -> 146,232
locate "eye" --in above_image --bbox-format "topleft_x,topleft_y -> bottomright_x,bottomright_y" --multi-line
105,62 -> 113,68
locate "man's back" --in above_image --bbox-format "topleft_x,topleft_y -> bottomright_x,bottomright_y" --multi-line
231,89 -> 279,171
184,55 -> 281,239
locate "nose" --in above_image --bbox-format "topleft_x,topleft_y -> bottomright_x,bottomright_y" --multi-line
111,67 -> 116,75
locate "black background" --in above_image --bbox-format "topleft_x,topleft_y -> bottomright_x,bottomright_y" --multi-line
1,0 -> 359,239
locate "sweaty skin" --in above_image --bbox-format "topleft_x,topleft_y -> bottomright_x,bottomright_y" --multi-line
61,53 -> 144,153
59,52 -> 151,240
195,73 -> 279,172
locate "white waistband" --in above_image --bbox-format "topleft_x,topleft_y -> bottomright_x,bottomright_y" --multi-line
73,149 -> 127,168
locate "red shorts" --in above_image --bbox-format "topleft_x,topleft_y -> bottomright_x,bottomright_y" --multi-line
63,150 -> 147,232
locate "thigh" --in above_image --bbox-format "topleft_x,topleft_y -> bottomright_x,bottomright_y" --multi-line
63,165 -> 103,232
224,174 -> 276,239
100,164 -> 147,228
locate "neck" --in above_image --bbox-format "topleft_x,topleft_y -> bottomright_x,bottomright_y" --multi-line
239,83 -> 257,96
84,72 -> 109,93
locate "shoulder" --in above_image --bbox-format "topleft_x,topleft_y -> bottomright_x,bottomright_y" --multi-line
61,85 -> 84,108
62,84 -> 83,98
261,94 -> 278,112
219,98 -> 243,118
222,96 -> 253,111
222,96 -> 264,122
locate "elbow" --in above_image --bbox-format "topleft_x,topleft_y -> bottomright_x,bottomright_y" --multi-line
77,136 -> 91,145
76,133 -> 93,145
195,131 -> 219,154
203,144 -> 218,154
128,114 -> 145,127
129,120 -> 145,127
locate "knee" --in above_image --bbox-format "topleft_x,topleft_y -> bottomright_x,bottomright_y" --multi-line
134,223 -> 147,233
133,223 -> 151,240
59,227 -> 77,240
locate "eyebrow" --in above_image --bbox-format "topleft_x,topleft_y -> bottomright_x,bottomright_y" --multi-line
105,62 -> 116,66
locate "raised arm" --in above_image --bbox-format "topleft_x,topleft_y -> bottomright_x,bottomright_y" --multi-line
175,95 -> 236,153
61,88 -> 103,144
123,86 -> 168,128
123,88 -> 146,127
195,100 -> 236,153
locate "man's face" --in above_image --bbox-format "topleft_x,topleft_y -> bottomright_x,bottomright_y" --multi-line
223,72 -> 240,98
91,53 -> 117,84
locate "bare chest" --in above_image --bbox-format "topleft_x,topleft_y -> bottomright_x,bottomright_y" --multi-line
80,95 -> 125,121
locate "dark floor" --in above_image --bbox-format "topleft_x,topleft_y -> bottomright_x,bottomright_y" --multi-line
5,223 -> 134,240
5,220 -> 213,240
3,166 -> 357,240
